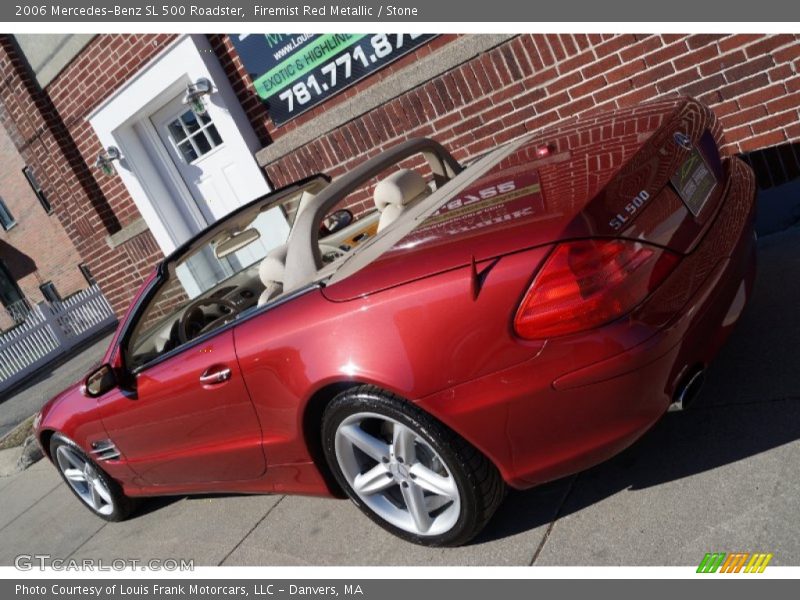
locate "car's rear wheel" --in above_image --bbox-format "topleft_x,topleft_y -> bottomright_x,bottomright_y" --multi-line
321,386 -> 505,546
50,434 -> 135,521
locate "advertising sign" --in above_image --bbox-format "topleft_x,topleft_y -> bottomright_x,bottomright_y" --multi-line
230,33 -> 436,125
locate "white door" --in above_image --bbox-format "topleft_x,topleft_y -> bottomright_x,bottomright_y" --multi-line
152,94 -> 258,222
149,94 -> 289,284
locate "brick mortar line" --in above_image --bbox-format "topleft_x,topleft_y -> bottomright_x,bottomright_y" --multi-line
736,108 -> 800,129
719,80 -> 800,109
646,40 -> 794,74
485,36 -> 798,110
269,34 -> 800,174
475,71 -> 799,142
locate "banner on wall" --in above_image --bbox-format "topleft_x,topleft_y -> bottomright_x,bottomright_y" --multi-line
230,33 -> 436,125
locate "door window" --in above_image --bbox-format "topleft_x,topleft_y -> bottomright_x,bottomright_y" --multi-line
167,109 -> 224,164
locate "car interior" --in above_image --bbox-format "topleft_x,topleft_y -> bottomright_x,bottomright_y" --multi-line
123,138 -> 470,371
122,133 -> 534,373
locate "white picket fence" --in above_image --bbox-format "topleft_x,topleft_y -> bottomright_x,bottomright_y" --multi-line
0,285 -> 117,395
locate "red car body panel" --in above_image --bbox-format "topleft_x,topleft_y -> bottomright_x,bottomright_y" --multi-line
417,158 -> 756,487
97,330 -> 266,485
35,97 -> 757,501
324,98 -> 723,301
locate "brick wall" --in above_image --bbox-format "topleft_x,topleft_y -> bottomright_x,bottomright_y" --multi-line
42,34 -> 177,314
1,33 -> 799,319
0,121 -> 86,329
0,35 -> 174,316
254,34 -> 800,216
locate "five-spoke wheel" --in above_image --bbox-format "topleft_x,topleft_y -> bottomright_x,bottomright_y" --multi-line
322,386 -> 505,546
50,434 -> 134,521
56,444 -> 115,516
335,412 -> 461,537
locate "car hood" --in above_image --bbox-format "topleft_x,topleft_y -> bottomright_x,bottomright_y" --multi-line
323,97 -> 706,302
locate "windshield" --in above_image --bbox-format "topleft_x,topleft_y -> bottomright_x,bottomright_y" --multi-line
124,180 -> 317,368
124,175 -> 379,370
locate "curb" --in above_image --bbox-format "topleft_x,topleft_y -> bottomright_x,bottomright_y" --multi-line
0,435 -> 44,477
0,416 -> 44,477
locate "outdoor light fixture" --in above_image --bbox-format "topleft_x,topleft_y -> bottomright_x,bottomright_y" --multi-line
94,146 -> 121,176
183,77 -> 213,115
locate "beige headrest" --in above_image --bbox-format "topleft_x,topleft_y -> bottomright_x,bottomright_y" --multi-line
258,244 -> 288,287
374,169 -> 428,212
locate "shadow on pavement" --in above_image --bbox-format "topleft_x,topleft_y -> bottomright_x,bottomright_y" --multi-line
131,495 -> 183,518
0,327 -> 115,406
131,493 -> 264,520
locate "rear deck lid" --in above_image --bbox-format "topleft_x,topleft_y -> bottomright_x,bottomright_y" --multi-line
324,97 -> 722,301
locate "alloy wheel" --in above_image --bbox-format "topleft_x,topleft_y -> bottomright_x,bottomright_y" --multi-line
334,412 -> 461,536
55,445 -> 115,516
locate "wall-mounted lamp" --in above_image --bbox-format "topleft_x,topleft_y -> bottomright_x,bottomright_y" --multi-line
94,146 -> 121,176
182,78 -> 213,116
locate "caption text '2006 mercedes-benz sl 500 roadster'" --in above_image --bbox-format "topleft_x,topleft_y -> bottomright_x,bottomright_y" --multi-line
36,97 -> 756,546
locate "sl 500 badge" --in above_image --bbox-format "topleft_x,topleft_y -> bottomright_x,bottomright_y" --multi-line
608,190 -> 651,231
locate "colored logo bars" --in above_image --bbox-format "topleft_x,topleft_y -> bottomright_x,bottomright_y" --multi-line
697,552 -> 773,573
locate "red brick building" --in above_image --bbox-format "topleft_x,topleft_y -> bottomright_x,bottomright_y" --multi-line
0,120 -> 87,329
0,33 -> 798,316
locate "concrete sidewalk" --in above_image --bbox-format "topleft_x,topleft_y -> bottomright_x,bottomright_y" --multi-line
0,229 -> 798,566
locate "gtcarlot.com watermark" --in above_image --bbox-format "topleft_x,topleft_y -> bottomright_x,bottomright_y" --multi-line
15,554 -> 194,571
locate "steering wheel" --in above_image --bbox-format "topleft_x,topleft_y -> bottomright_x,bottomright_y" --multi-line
319,243 -> 347,264
178,297 -> 240,344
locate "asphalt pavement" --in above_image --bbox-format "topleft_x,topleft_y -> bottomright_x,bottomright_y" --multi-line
0,333 -> 115,439
0,227 -> 798,566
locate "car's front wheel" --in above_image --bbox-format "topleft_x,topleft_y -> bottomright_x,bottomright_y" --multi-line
50,434 -> 135,521
321,386 -> 505,546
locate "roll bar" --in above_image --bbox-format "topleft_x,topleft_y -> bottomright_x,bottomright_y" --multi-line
283,138 -> 463,291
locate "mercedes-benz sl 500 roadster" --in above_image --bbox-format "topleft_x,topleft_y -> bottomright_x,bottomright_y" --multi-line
36,97 -> 757,546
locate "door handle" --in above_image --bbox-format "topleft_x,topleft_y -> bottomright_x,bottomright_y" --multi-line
199,367 -> 232,385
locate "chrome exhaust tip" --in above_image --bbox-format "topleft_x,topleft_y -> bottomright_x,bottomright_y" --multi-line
669,368 -> 706,412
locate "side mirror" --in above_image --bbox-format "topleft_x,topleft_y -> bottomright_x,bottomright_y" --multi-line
83,364 -> 118,398
321,209 -> 353,236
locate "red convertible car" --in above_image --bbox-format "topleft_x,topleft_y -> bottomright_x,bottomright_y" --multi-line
35,97 -> 756,546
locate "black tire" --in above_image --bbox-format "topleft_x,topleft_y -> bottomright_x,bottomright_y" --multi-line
50,433 -> 136,522
321,385 -> 505,546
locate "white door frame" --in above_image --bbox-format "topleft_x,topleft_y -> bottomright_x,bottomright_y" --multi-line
87,34 -> 270,255
146,91 -> 217,227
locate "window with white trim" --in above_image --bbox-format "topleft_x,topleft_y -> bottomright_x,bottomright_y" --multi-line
167,110 -> 223,164
0,197 -> 15,230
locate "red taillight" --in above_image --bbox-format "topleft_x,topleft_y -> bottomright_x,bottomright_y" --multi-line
514,239 -> 680,339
